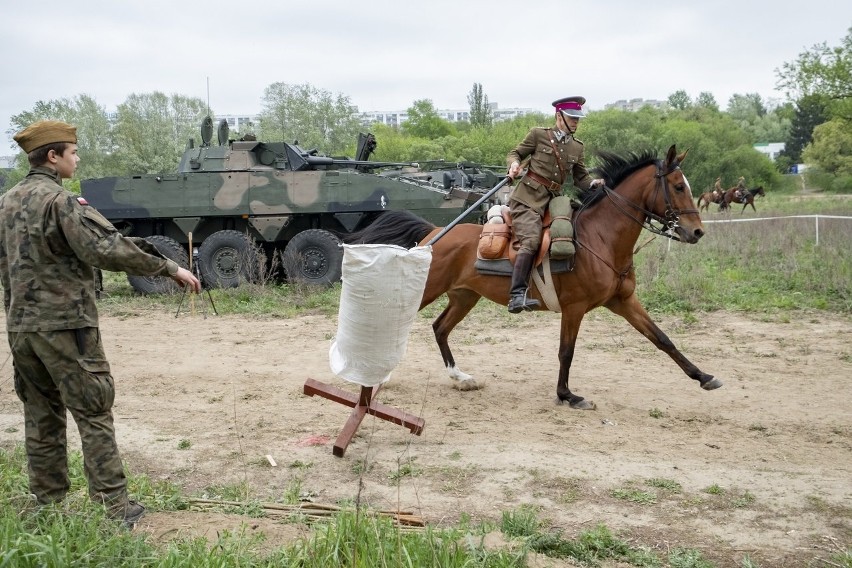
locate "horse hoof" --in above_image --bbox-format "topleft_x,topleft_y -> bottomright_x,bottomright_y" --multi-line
453,379 -> 482,392
701,377 -> 723,390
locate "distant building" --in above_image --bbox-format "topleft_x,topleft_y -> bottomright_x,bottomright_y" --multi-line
359,103 -> 538,128
753,142 -> 785,161
217,114 -> 258,133
604,98 -> 669,111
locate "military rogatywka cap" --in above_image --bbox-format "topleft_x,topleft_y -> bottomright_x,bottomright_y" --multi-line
13,120 -> 77,153
553,96 -> 586,119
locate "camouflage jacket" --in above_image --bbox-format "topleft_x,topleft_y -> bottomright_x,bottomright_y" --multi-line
0,167 -> 178,332
506,127 -> 593,213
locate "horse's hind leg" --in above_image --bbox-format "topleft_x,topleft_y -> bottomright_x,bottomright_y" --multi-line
432,289 -> 482,390
605,294 -> 722,390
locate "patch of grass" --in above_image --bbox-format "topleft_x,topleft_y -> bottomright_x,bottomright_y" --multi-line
611,487 -> 657,504
282,477 -> 303,504
200,480 -> 251,502
668,546 -> 715,568
649,407 -> 665,419
731,491 -> 756,509
388,461 -> 421,485
500,505 -> 542,538
177,439 -> 192,450
646,478 -> 682,493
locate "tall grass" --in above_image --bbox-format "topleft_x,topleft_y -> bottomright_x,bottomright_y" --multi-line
636,214 -> 851,314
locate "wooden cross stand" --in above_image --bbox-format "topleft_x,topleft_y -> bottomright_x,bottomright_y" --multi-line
303,378 -> 424,457
303,177 -> 510,458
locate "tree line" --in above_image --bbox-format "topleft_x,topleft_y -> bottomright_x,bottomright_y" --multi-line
3,28 -> 849,195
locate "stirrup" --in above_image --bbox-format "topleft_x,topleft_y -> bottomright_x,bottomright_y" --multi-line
508,292 -> 540,314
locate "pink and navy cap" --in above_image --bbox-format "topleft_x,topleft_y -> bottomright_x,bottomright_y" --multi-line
553,96 -> 586,118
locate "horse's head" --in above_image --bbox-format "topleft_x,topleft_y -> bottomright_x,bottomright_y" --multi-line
754,186 -> 766,197
652,145 -> 705,243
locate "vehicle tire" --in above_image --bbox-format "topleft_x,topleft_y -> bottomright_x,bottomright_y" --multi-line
197,230 -> 259,288
282,229 -> 343,286
127,235 -> 190,295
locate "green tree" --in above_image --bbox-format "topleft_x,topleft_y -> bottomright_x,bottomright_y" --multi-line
696,92 -> 719,111
402,99 -> 456,139
6,95 -> 113,190
467,83 -> 492,128
257,83 -> 361,154
667,90 -> 692,110
802,118 -> 852,176
780,94 -> 830,164
776,26 -> 852,119
111,92 -> 208,174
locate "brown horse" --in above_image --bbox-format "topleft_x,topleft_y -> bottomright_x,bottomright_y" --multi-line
347,145 -> 721,409
696,189 -> 726,212
722,186 -> 765,212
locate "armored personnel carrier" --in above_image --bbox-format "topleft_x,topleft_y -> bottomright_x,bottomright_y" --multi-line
81,118 -> 494,293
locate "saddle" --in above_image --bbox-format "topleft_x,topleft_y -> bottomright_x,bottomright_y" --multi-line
475,201 -> 574,277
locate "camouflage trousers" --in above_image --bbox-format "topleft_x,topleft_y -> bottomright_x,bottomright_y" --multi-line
9,327 -> 128,508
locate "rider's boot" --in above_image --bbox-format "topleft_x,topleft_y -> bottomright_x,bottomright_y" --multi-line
507,251 -> 540,314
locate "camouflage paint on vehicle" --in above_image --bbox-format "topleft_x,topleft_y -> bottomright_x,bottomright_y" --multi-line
81,118 -> 495,291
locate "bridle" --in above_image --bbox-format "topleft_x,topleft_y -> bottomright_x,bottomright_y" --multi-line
571,158 -> 699,282
601,159 -> 698,242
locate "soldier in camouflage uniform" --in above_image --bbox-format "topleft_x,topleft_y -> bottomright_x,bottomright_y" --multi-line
0,120 -> 201,526
505,96 -> 604,313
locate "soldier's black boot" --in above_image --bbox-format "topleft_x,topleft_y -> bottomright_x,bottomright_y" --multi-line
507,251 -> 540,314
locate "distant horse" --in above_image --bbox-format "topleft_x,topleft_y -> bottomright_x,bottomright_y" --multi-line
723,186 -> 765,213
696,189 -> 726,212
347,145 -> 721,409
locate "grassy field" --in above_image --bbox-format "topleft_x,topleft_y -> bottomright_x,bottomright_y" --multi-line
1,191 -> 850,567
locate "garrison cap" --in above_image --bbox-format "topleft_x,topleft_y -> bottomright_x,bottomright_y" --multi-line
553,96 -> 586,118
13,120 -> 77,153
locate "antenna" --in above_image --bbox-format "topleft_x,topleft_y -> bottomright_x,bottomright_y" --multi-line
206,77 -> 210,117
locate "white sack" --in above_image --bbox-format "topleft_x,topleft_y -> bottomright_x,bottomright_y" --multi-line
329,244 -> 432,386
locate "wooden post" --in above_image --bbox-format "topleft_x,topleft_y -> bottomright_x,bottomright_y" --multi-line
303,378 -> 425,457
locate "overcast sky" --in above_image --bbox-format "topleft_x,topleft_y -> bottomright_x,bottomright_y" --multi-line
1,1 -> 850,150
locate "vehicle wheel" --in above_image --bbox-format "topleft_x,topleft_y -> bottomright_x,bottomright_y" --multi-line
282,229 -> 343,286
197,230 -> 259,288
127,236 -> 190,294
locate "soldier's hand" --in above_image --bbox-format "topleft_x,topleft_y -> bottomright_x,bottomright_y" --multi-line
172,267 -> 201,293
589,178 -> 605,189
507,161 -> 521,180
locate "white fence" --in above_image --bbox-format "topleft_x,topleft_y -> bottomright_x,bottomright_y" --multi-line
701,214 -> 852,246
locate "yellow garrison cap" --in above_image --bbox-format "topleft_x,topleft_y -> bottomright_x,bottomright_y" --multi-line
13,120 -> 77,153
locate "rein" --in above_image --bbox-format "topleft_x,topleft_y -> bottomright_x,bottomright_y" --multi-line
602,160 -> 698,242
571,159 -> 696,280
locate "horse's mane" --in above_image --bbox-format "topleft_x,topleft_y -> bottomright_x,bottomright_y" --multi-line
579,149 -> 659,207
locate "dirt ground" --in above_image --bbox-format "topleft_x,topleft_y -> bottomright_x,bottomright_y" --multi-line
1,302 -> 850,567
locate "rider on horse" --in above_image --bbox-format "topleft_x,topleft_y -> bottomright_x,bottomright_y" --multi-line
505,96 -> 604,314
712,176 -> 723,201
734,176 -> 747,202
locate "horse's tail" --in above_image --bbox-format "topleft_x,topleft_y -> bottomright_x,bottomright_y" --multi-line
696,194 -> 705,207
344,210 -> 436,248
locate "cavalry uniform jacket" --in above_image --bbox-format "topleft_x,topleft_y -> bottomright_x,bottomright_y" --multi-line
0,167 -> 178,332
506,127 -> 594,214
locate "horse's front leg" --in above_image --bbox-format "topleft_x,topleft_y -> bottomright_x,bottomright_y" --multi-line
556,310 -> 596,409
432,289 -> 482,391
605,294 -> 723,390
